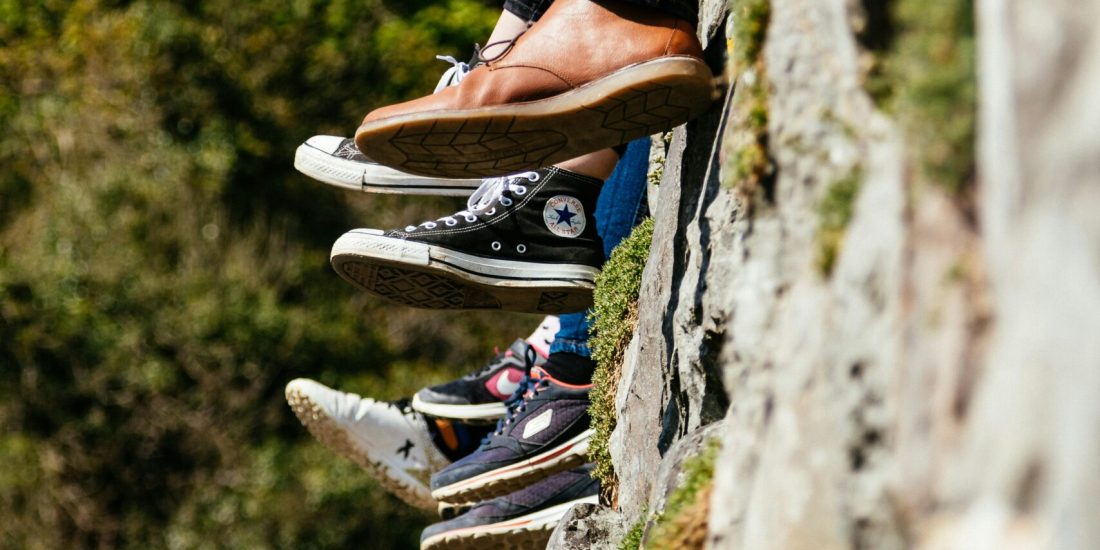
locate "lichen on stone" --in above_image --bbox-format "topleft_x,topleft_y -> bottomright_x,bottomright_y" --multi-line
816,169 -> 863,276
722,0 -> 773,198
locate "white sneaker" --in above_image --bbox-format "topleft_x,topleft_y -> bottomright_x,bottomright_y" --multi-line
293,135 -> 482,196
285,378 -> 451,510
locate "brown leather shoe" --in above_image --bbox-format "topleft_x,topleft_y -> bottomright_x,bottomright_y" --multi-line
354,0 -> 715,178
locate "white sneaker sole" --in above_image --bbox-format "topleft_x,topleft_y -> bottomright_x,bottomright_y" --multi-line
330,229 -> 598,313
420,495 -> 599,550
411,394 -> 508,421
431,428 -> 593,503
285,385 -> 437,510
293,141 -> 481,196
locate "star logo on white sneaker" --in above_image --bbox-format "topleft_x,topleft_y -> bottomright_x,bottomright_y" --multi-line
522,407 -> 554,439
543,196 -> 585,238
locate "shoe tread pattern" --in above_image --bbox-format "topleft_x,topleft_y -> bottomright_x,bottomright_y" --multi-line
391,117 -> 567,178
285,387 -> 437,510
334,258 -> 592,313
423,523 -> 555,550
435,451 -> 587,503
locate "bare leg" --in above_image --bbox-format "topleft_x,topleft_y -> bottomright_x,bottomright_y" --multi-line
485,11 -> 529,50
556,149 -> 620,180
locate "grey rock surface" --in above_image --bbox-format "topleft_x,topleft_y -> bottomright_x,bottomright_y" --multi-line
556,0 -> 1100,548
545,503 -> 627,550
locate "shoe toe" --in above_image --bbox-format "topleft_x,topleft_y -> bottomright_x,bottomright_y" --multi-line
415,387 -> 471,406
303,135 -> 346,155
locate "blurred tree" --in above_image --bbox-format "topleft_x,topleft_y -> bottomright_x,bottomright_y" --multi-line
0,1 -> 529,548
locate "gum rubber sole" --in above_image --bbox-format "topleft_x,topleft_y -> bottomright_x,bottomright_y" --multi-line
330,232 -> 597,314
285,386 -> 437,510
431,429 -> 593,504
355,56 -> 716,178
421,495 -> 599,550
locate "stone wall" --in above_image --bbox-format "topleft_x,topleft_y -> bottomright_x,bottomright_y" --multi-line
550,0 -> 1100,548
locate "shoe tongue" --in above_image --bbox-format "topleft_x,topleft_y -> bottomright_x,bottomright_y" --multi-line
507,338 -> 530,358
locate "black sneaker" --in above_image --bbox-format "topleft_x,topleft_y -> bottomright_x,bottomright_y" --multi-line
420,465 -> 599,550
429,365 -> 593,503
330,167 -> 605,313
412,339 -> 548,421
294,135 -> 482,196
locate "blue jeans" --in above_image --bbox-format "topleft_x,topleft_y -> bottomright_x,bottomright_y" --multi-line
550,138 -> 651,357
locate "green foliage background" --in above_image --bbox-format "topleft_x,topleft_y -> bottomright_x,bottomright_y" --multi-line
0,1 -> 531,548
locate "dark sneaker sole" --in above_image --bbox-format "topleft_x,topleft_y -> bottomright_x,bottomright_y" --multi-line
330,230 -> 597,314
285,385 -> 437,510
294,141 -> 481,196
411,394 -> 509,421
354,56 -> 716,178
431,429 -> 593,503
420,495 -> 599,550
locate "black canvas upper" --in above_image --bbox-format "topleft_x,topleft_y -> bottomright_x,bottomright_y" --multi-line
387,167 -> 605,269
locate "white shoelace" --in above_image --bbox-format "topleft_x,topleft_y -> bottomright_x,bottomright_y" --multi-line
405,172 -> 541,231
433,55 -> 472,93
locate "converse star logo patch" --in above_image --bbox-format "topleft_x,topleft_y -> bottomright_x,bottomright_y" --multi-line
522,408 -> 554,439
543,195 -> 586,238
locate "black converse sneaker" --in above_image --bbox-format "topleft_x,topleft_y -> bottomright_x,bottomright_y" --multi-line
294,135 -> 482,196
330,167 -> 605,313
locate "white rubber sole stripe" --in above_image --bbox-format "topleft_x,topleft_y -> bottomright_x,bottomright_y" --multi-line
431,428 -> 593,503
420,495 -> 600,550
330,230 -> 597,312
285,386 -> 438,510
331,230 -> 599,287
293,142 -> 481,196
412,395 -> 508,421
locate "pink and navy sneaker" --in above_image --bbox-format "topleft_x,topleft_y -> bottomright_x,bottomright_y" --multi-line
420,464 -> 599,550
429,365 -> 593,503
412,338 -> 549,421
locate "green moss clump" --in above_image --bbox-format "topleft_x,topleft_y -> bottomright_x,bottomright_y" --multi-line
588,218 -> 656,494
619,515 -> 647,550
645,436 -> 722,549
816,171 -> 863,276
724,0 -> 773,194
731,0 -> 771,71
863,0 -> 976,194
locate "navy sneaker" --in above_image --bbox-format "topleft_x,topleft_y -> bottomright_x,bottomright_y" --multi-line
412,339 -> 549,421
329,167 -> 605,313
430,365 -> 593,503
420,465 -> 599,550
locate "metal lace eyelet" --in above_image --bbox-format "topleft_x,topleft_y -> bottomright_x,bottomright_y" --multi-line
491,241 -> 502,251
405,225 -> 417,232
516,244 -> 527,254
500,197 -> 513,207
425,222 -> 438,229
445,219 -> 458,227
486,208 -> 496,216
526,173 -> 540,182
514,186 -> 527,196
464,214 -> 477,223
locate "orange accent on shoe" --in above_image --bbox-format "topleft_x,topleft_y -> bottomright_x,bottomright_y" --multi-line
435,418 -> 460,451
